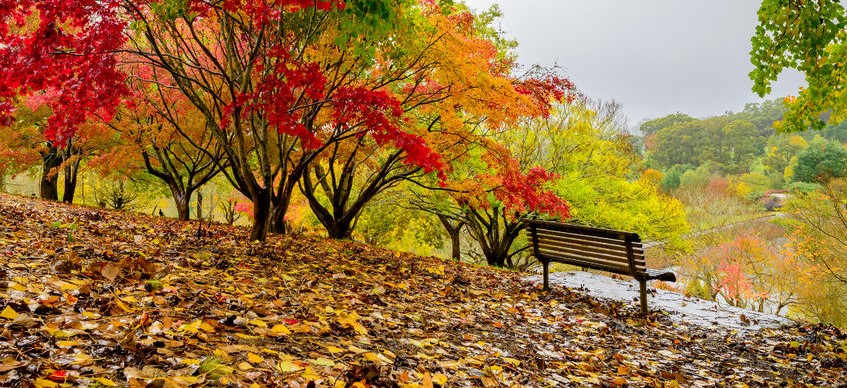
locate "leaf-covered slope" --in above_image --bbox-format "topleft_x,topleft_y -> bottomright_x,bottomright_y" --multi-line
0,193 -> 845,387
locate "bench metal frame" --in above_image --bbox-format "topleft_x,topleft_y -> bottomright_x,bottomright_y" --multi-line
525,219 -> 676,314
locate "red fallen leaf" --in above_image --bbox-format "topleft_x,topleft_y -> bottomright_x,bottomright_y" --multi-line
48,369 -> 68,381
284,319 -> 299,325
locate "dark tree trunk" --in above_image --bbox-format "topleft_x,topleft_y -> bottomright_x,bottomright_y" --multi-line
326,218 -> 354,240
174,192 -> 190,221
61,158 -> 80,203
40,144 -> 61,201
465,207 -> 526,269
250,189 -> 273,241
269,179 -> 298,235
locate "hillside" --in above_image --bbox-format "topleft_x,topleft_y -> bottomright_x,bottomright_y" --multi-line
0,193 -> 845,387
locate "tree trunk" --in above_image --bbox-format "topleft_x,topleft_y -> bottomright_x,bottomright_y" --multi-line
174,192 -> 190,221
326,218 -> 354,239
61,160 -> 80,203
250,189 -> 273,241
437,215 -> 464,261
270,183 -> 295,234
196,192 -> 203,221
40,145 -> 61,201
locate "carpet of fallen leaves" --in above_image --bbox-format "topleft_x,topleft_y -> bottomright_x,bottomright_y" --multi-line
1,193 -> 846,387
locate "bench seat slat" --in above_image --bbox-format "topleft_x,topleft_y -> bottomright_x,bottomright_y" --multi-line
524,219 -> 641,241
532,228 -> 640,249
533,237 -> 646,265
536,242 -> 646,268
537,250 -> 642,274
531,230 -> 644,254
544,255 -> 631,276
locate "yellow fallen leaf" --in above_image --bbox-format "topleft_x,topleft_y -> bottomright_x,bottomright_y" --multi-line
326,345 -> 345,353
199,321 -> 215,333
33,378 -> 58,388
302,366 -> 321,381
1,306 -> 18,320
238,362 -> 253,371
312,357 -> 335,367
277,361 -> 302,373
182,358 -> 201,366
432,373 -> 448,385
247,352 -> 264,363
422,372 -> 433,388
59,282 -> 78,292
10,283 -> 27,292
363,352 -> 385,365
56,340 -> 78,349
235,333 -> 260,340
74,353 -> 94,366
178,320 -> 202,334
92,377 -> 117,386
249,319 -> 267,328
172,375 -> 202,385
271,324 -> 291,335
503,357 -> 520,367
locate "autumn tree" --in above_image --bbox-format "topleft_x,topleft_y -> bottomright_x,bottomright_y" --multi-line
509,100 -> 689,247
297,4 -> 572,239
0,0 -> 461,241
106,72 -> 228,221
0,98 -> 118,203
780,179 -> 847,325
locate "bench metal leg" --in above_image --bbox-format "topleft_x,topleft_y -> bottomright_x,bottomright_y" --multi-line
639,279 -> 648,315
543,260 -> 550,291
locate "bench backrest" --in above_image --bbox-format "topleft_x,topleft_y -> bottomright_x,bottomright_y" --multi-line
525,219 -> 646,276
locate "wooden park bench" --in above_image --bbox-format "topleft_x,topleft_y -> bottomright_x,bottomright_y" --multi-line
524,219 -> 676,314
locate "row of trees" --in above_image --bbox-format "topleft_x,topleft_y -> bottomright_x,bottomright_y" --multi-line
1,1 -> 688,268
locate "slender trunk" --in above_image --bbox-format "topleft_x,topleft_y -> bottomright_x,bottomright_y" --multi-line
40,145 -> 61,201
437,215 -> 464,261
270,183 -> 295,234
250,189 -> 273,241
196,192 -> 203,221
61,160 -> 79,203
450,231 -> 461,260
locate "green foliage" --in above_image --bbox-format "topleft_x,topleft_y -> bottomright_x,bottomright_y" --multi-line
659,164 -> 692,192
787,181 -> 823,194
790,137 -> 847,183
640,112 -> 696,136
511,101 -> 689,245
679,164 -> 721,189
649,116 -> 766,173
751,1 -> 847,130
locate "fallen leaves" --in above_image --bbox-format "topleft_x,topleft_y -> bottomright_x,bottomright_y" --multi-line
0,193 -> 846,386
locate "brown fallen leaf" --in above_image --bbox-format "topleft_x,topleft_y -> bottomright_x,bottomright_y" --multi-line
101,263 -> 121,281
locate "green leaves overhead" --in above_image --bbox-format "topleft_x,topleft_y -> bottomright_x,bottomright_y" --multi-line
751,0 -> 847,130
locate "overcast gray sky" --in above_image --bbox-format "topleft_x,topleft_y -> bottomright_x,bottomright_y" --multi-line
463,0 -> 806,128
